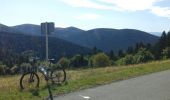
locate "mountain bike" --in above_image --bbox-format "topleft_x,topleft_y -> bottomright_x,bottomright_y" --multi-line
20,57 -> 66,90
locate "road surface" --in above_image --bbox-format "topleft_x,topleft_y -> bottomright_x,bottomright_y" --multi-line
54,70 -> 170,100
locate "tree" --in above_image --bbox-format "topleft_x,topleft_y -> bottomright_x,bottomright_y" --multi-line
70,54 -> 88,67
109,50 -> 117,61
118,50 -> 124,58
153,31 -> 168,60
126,46 -> 134,54
139,42 -> 145,48
92,53 -> 111,67
159,31 -> 167,50
167,31 -> 170,47
92,46 -> 97,55
146,43 -> 152,50
152,43 -> 161,60
135,43 -> 140,53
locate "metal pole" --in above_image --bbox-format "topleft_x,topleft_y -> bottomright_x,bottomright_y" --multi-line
45,22 -> 48,61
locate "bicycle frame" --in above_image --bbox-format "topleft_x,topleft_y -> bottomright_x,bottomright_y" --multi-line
38,66 -> 53,100
20,57 -> 65,100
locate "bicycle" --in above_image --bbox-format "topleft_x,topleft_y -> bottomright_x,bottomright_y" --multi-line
20,57 -> 66,90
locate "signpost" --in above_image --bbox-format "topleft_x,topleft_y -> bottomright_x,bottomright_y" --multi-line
41,22 -> 55,100
41,22 -> 55,61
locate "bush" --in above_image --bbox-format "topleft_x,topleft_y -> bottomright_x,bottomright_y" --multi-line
10,65 -> 20,74
116,54 -> 134,65
134,48 -> 154,64
70,54 -> 88,67
92,53 -> 111,67
88,57 -> 93,67
4,67 -> 11,75
57,57 -> 70,68
0,64 -> 6,75
20,63 -> 32,73
161,47 -> 170,59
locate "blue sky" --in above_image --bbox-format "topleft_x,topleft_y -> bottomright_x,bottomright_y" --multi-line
0,0 -> 170,32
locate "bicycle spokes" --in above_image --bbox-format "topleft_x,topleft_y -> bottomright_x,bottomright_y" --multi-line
51,69 -> 66,84
20,73 -> 39,91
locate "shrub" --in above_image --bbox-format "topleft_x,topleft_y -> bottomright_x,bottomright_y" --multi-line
70,54 -> 88,67
57,57 -> 70,69
88,57 -> 93,67
10,65 -> 20,74
134,48 -> 154,63
92,53 -> 111,67
20,63 -> 32,73
0,64 -> 6,75
161,47 -> 170,59
4,67 -> 11,75
116,55 -> 134,65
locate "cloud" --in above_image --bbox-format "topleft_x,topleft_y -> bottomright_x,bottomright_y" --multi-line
61,0 -> 113,10
151,6 -> 170,18
61,0 -> 160,11
61,0 -> 170,19
75,13 -> 101,20
99,0 -> 160,11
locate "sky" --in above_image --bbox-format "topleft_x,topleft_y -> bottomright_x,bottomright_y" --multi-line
0,0 -> 170,32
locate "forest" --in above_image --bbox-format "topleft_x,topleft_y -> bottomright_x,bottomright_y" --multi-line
0,31 -> 170,75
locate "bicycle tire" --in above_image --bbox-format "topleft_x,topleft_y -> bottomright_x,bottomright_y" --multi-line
50,67 -> 66,84
20,72 -> 40,90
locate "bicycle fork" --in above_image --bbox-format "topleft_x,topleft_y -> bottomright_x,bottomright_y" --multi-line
29,73 -> 35,83
45,73 -> 53,100
47,81 -> 53,100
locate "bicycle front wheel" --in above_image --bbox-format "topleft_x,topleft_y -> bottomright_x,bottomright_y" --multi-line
20,72 -> 40,90
50,67 -> 66,84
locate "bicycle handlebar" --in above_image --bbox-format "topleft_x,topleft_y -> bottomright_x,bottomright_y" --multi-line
29,57 -> 40,62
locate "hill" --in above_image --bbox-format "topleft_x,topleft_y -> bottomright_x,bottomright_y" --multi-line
12,24 -> 41,36
1,23 -> 159,52
0,31 -> 91,60
54,28 -> 159,52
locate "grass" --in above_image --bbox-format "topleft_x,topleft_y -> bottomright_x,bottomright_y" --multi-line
1,60 -> 170,100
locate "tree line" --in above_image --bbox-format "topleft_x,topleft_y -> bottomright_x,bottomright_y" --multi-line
0,31 -> 170,75
56,30 -> 170,67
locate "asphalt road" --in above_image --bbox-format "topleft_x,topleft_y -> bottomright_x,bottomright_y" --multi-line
54,70 -> 170,100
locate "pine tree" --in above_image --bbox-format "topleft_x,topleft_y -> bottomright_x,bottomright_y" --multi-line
167,31 -> 170,47
93,46 -> 97,55
153,31 -> 168,60
118,50 -> 124,58
135,43 -> 140,53
139,42 -> 145,48
146,43 -> 151,50
159,31 -> 167,50
126,46 -> 134,54
109,50 -> 117,61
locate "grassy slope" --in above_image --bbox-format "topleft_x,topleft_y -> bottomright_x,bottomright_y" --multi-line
0,60 -> 170,100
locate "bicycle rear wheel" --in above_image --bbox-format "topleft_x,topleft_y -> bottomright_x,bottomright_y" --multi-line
20,72 -> 40,90
50,67 -> 66,84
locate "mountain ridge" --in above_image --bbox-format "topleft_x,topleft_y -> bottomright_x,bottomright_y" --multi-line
0,23 -> 159,52
0,31 -> 91,60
